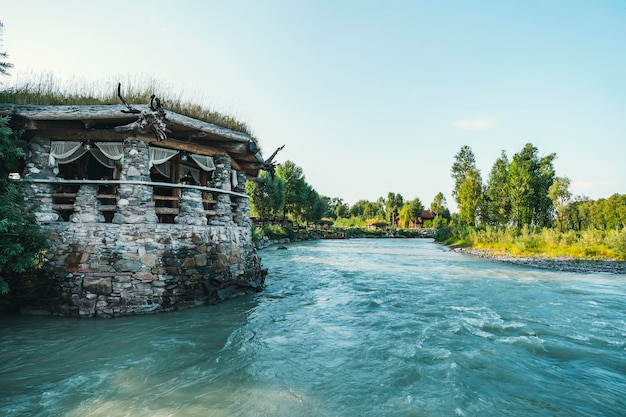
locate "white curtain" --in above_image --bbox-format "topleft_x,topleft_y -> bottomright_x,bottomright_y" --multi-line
154,160 -> 171,178
180,166 -> 201,184
95,142 -> 124,161
49,141 -> 84,166
90,148 -> 116,169
231,170 -> 239,188
190,154 -> 215,172
149,147 -> 179,168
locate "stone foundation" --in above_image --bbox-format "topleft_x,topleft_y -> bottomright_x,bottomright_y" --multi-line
11,221 -> 266,317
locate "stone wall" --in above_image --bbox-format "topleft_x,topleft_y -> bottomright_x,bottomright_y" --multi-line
7,135 -> 266,317
22,221 -> 265,317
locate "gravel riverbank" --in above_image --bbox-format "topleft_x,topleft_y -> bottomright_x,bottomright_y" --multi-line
453,247 -> 626,275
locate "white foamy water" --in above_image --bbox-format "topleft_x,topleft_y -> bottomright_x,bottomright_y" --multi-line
1,239 -> 625,416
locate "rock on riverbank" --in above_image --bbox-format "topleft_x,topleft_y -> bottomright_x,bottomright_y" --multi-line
453,247 -> 626,275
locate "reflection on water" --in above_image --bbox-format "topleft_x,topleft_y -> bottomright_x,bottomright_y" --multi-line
1,239 -> 625,416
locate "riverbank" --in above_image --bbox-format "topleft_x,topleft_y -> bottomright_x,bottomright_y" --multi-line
253,228 -> 436,250
452,247 -> 626,275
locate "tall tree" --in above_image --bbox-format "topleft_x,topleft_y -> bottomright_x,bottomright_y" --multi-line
364,200 -> 384,220
303,185 -> 324,226
548,176 -> 571,231
430,192 -> 447,217
275,160 -> 306,224
451,145 -> 483,226
484,151 -> 511,226
407,198 -> 424,225
0,117 -> 50,293
349,200 -> 367,218
245,171 -> 285,225
457,169 -> 483,226
0,22 -> 13,77
385,192 -> 404,226
508,143 -> 556,227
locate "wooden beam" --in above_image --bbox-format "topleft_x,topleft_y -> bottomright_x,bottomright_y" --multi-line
136,134 -> 228,156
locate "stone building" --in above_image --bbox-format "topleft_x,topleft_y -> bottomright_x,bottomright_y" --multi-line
0,103 -> 269,317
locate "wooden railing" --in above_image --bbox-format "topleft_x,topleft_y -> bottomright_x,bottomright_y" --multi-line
31,178 -> 248,198
30,178 -> 246,223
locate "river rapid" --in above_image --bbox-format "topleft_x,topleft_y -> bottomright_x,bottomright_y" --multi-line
1,238 -> 625,417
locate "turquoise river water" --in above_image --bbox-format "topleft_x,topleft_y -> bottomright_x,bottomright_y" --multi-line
1,238 -> 625,416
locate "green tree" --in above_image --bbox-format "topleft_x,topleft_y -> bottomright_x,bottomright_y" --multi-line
0,117 -> 50,293
398,203 -> 410,228
430,192 -> 450,228
457,169 -> 483,226
364,200 -> 384,220
349,200 -> 367,218
484,151 -> 510,226
322,196 -> 349,219
548,176 -> 571,231
430,192 -> 447,217
508,143 -> 556,227
246,171 -> 284,225
385,192 -> 404,226
275,160 -> 306,225
0,22 -> 13,77
407,198 -> 424,225
451,145 -> 483,226
303,186 -> 324,226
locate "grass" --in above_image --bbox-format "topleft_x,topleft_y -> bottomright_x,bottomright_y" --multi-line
435,225 -> 626,260
0,72 -> 255,138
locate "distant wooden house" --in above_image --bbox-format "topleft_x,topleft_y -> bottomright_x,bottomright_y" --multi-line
398,209 -> 436,229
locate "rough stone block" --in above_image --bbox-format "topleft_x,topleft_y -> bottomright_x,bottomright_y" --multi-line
181,257 -> 196,268
194,253 -> 207,267
78,297 -> 96,316
113,259 -> 143,273
83,276 -> 112,295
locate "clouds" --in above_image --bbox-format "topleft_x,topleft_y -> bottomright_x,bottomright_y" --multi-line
454,117 -> 497,131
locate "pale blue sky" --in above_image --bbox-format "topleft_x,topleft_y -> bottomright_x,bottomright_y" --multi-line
3,1 -> 625,209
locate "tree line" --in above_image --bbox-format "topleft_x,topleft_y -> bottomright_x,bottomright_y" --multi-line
246,160 -> 451,230
450,143 -> 625,231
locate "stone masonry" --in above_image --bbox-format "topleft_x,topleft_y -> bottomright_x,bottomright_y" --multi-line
10,136 -> 267,317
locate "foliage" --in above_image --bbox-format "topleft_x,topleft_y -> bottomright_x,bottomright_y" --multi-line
261,224 -> 294,240
0,22 -> 13,77
436,224 -> 626,260
275,160 -> 306,223
483,151 -> 510,225
451,145 -> 482,226
303,185 -> 325,226
564,193 -> 626,231
430,192 -> 447,217
334,216 -> 368,228
385,192 -> 404,226
548,176 -> 572,231
246,171 -> 284,224
507,143 -> 556,227
0,117 -> 50,293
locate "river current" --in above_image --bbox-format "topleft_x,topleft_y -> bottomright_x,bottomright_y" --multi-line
1,238 -> 625,416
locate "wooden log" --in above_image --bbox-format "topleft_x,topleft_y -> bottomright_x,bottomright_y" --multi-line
153,195 -> 180,201
155,207 -> 180,215
98,205 -> 117,211
0,104 -> 253,142
52,204 -> 75,210
52,193 -> 78,198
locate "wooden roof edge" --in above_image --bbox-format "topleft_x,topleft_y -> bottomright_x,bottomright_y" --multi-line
0,103 -> 252,143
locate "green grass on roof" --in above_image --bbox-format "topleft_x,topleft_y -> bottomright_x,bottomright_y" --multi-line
0,73 -> 254,138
